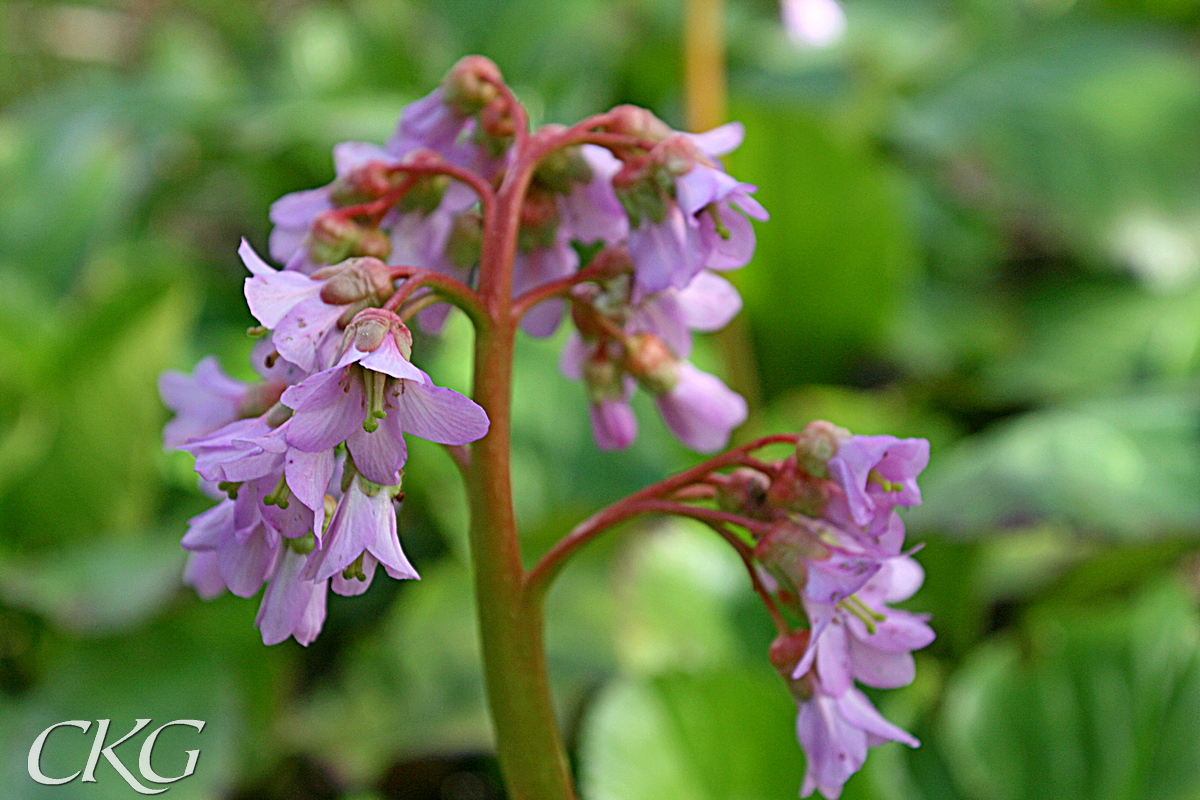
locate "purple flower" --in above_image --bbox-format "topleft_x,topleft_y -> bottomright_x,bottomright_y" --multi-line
159,357 -> 270,450
256,546 -> 328,646
242,240 -> 397,373
281,310 -> 489,486
180,498 -> 280,599
270,141 -> 400,273
618,130 -> 767,294
796,682 -> 918,799
628,269 -> 742,359
794,556 -> 935,690
827,435 -> 930,528
654,362 -> 747,453
303,475 -> 417,596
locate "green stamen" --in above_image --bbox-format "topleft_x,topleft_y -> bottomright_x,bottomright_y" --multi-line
707,204 -> 730,240
342,553 -> 367,582
263,473 -> 291,509
363,369 -> 388,432
217,481 -> 242,500
867,469 -> 903,493
288,531 -> 316,555
838,595 -> 886,635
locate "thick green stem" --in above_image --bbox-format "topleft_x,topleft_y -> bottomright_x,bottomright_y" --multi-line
465,147 -> 576,799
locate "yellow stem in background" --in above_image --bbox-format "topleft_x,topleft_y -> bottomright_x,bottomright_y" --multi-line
684,0 -> 727,132
683,0 -> 764,412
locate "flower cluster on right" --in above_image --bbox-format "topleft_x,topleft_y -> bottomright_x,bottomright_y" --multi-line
719,422 -> 934,798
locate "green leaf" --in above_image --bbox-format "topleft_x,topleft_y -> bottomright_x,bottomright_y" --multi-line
913,388 -> 1200,539
938,581 -> 1200,800
579,670 -> 804,800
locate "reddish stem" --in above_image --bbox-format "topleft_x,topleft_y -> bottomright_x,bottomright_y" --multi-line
524,434 -> 800,598
698,519 -> 791,635
382,268 -> 485,327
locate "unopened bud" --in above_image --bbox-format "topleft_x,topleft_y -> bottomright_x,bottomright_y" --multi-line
330,160 -> 397,206
583,353 -> 625,403
605,105 -> 673,143
309,212 -> 392,265
769,632 -> 814,701
624,333 -> 679,395
518,189 -> 561,251
478,96 -> 515,144
716,467 -> 773,521
315,257 -> 395,305
754,520 -> 831,615
795,420 -> 850,479
765,456 -> 830,517
396,173 -> 449,215
443,55 -> 503,114
534,140 -> 594,195
345,308 -> 413,359
446,211 -> 483,269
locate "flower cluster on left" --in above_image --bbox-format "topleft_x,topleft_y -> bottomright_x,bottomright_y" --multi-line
160,243 -> 489,646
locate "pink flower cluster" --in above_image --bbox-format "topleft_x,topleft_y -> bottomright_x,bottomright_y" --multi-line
721,423 -> 933,798
161,243 -> 488,645
262,61 -> 763,453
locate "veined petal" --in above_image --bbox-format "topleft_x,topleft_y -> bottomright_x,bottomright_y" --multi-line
346,414 -> 408,486
283,368 -> 365,453
394,373 -> 490,445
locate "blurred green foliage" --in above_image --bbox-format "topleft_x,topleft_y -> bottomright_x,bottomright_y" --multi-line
2,0 -> 1200,798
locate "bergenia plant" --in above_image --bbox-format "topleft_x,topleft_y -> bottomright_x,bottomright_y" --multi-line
161,56 -> 932,800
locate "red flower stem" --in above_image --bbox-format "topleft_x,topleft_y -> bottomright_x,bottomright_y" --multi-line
696,519 -> 792,635
481,73 -> 529,152
510,256 -> 616,321
381,269 -> 486,327
334,161 -> 497,225
523,433 -> 800,600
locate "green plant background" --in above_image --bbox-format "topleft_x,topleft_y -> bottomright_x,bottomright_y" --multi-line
1,0 -> 1199,798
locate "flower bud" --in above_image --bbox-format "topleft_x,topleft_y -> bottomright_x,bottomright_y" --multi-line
716,467 -> 774,521
534,139 -> 594,195
795,420 -> 850,479
583,352 -> 625,403
330,160 -> 397,206
765,456 -> 830,518
613,162 -> 669,228
446,211 -> 483,269
315,257 -> 395,305
346,308 -> 413,360
442,55 -> 503,114
754,520 -> 831,614
518,189 -> 561,251
605,105 -> 673,143
623,333 -> 679,395
769,631 -> 814,701
309,212 -> 392,265
478,96 -> 515,143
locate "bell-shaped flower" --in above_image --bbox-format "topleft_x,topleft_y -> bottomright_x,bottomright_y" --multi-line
256,544 -> 328,646
796,681 -> 918,799
303,474 -> 417,597
180,498 -> 280,599
159,356 -> 286,450
826,435 -> 930,528
281,310 -> 489,486
243,240 -> 398,372
617,132 -> 766,294
652,361 -> 747,453
793,556 -> 934,690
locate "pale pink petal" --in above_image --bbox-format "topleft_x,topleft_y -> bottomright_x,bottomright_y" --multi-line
282,368 -> 365,453
687,121 -> 744,158
394,374 -> 490,445
677,270 -> 742,331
